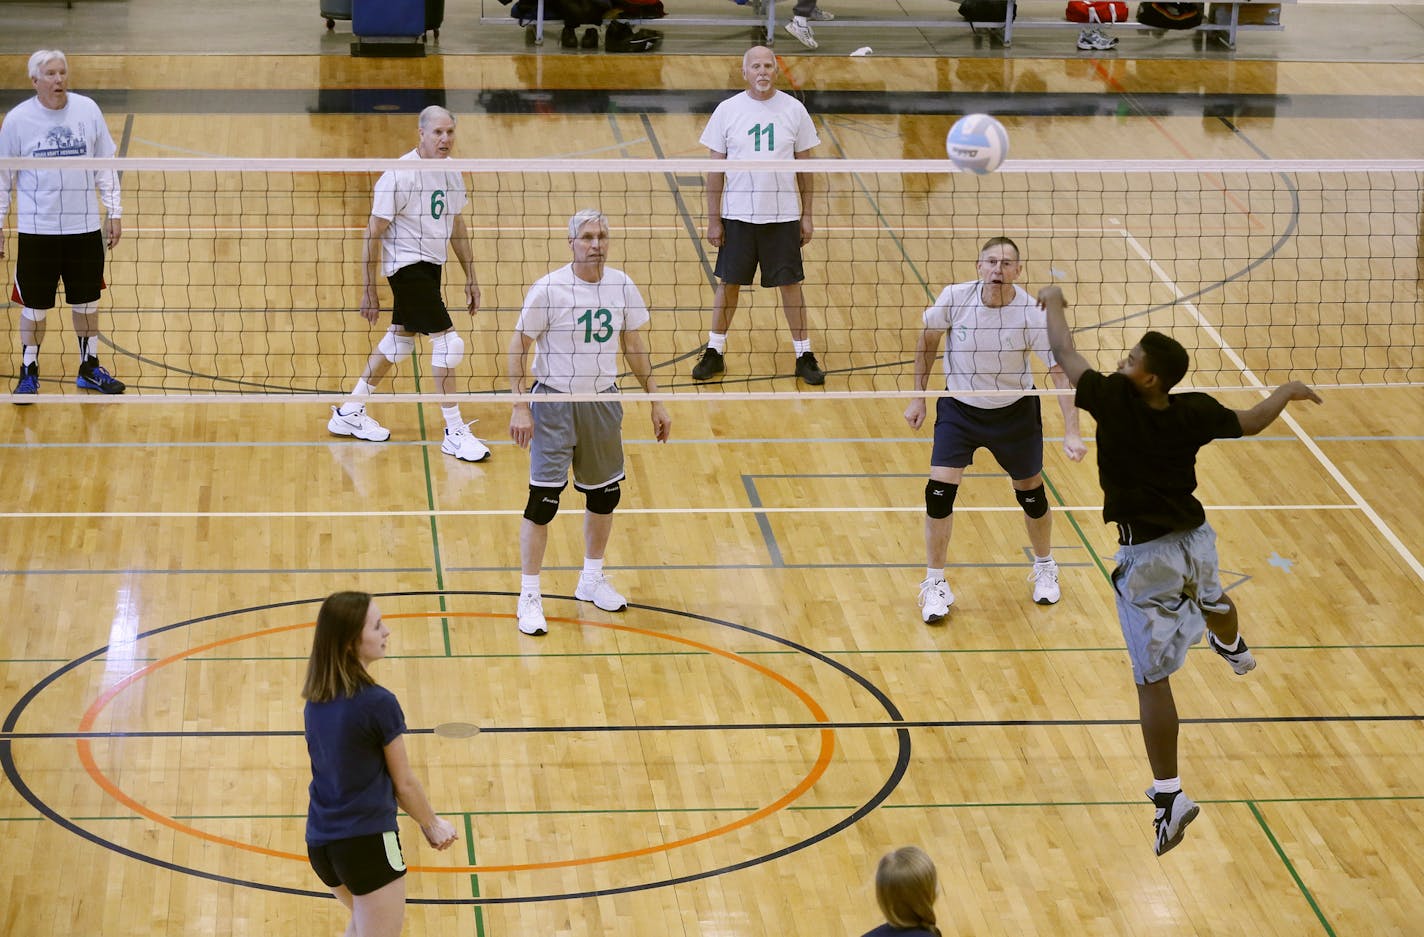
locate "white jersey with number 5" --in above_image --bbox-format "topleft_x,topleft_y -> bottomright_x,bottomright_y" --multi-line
699,90 -> 819,224
370,149 -> 467,276
516,264 -> 650,396
923,280 -> 1057,410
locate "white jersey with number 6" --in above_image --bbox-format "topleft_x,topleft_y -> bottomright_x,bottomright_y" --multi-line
370,149 -> 467,276
516,264 -> 650,396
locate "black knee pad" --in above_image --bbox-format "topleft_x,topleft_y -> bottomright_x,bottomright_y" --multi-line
583,480 -> 621,515
523,484 -> 566,525
925,480 -> 958,519
1015,483 -> 1049,519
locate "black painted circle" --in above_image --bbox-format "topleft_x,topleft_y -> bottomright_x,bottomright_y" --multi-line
1,591 -> 910,905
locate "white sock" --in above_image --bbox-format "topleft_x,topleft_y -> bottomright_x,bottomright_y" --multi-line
341,379 -> 375,415
1153,777 -> 1182,796
1217,634 -> 1242,652
78,335 -> 95,360
793,338 -> 811,356
925,568 -> 944,583
21,345 -> 38,367
582,557 -> 604,580
442,405 -> 463,433
1033,554 -> 1053,565
520,574 -> 541,595
793,14 -> 809,25
707,332 -> 727,354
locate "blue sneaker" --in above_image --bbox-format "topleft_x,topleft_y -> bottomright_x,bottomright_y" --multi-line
76,358 -> 126,394
13,363 -> 38,404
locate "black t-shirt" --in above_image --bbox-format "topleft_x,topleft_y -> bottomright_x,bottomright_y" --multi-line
1075,369 -> 1242,535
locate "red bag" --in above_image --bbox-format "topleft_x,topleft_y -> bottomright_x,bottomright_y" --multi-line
1066,0 -> 1128,22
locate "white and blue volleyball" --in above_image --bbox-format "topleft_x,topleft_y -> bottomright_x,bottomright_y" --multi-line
946,114 -> 1009,175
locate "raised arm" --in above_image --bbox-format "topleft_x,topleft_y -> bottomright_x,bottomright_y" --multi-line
1039,286 -> 1093,387
383,735 -> 458,850
621,326 -> 672,442
1235,381 -> 1323,436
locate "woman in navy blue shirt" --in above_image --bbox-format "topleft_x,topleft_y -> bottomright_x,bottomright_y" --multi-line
302,591 -> 458,936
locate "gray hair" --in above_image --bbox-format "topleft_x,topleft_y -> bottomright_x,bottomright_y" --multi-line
28,50 -> 67,81
418,105 -> 455,129
568,208 -> 608,240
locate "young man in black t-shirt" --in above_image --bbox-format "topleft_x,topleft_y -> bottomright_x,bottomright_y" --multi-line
1040,285 -> 1321,855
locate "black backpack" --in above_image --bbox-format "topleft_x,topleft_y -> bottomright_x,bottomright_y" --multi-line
958,0 -> 1015,23
1136,2 -> 1204,28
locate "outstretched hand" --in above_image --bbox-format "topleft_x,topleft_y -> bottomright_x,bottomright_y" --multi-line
1280,380 -> 1323,405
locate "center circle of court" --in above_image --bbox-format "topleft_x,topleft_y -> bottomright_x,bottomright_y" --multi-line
4,592 -> 910,905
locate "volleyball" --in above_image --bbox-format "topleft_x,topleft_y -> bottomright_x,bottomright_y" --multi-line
946,113 -> 1009,175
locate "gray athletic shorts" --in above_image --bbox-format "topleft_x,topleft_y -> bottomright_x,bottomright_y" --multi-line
529,384 -> 625,490
1110,522 -> 1231,685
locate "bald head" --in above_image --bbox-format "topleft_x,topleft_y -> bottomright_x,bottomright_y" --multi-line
741,45 -> 778,100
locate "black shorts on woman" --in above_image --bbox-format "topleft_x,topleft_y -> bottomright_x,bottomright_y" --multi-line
308,830 -> 406,895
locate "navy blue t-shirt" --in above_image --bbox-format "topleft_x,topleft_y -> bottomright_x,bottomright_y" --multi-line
304,683 -> 406,846
1075,369 -> 1242,535
861,925 -> 938,937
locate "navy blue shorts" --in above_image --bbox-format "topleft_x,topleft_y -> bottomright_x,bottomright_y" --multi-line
930,395 -> 1044,480
389,261 -> 453,335
713,219 -> 804,288
308,830 -> 406,896
13,230 -> 106,309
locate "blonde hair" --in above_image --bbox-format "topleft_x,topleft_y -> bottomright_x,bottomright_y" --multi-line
875,846 -> 941,936
28,50 -> 67,81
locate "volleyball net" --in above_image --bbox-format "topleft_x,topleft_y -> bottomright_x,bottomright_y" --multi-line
0,156 -> 1420,403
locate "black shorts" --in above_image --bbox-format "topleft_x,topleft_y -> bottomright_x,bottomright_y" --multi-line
713,219 -> 804,288
931,395 -> 1044,480
13,230 -> 106,309
388,262 -> 453,335
308,830 -> 407,896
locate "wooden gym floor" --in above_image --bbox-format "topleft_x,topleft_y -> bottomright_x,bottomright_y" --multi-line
0,34 -> 1423,937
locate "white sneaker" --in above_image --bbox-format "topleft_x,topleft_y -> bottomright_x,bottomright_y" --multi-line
808,6 -> 834,20
784,16 -> 817,48
575,574 -> 627,612
516,592 -> 547,635
1077,27 -> 1119,51
917,577 -> 954,623
1030,560 -> 1061,605
442,422 -> 491,463
328,404 -> 391,442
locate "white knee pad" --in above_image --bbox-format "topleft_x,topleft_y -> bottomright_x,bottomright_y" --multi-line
430,331 -> 465,370
20,306 -> 47,323
377,330 -> 415,365
71,301 -> 99,318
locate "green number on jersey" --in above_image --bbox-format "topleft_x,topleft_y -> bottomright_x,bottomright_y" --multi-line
576,308 -> 614,343
747,122 -> 775,152
430,189 -> 446,219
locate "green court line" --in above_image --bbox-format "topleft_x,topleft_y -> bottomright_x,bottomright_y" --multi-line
411,355 -> 454,657
1042,473 -> 1113,583
1249,800 -> 1337,937
463,813 -> 486,937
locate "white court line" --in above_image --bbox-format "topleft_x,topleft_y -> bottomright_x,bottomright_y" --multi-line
1121,229 -> 1424,582
0,504 -> 1359,520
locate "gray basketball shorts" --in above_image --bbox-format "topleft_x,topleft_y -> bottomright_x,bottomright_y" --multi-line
529,385 -> 626,490
1110,521 -> 1231,685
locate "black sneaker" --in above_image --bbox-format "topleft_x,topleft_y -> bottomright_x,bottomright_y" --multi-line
77,357 -> 126,394
1208,632 -> 1257,675
581,26 -> 599,48
794,351 -> 825,385
691,347 -> 725,381
13,361 -> 38,405
560,24 -> 578,47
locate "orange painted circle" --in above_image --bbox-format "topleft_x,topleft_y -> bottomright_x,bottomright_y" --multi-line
75,611 -> 836,874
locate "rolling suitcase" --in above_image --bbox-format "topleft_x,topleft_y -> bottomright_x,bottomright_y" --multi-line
322,0 -> 352,30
